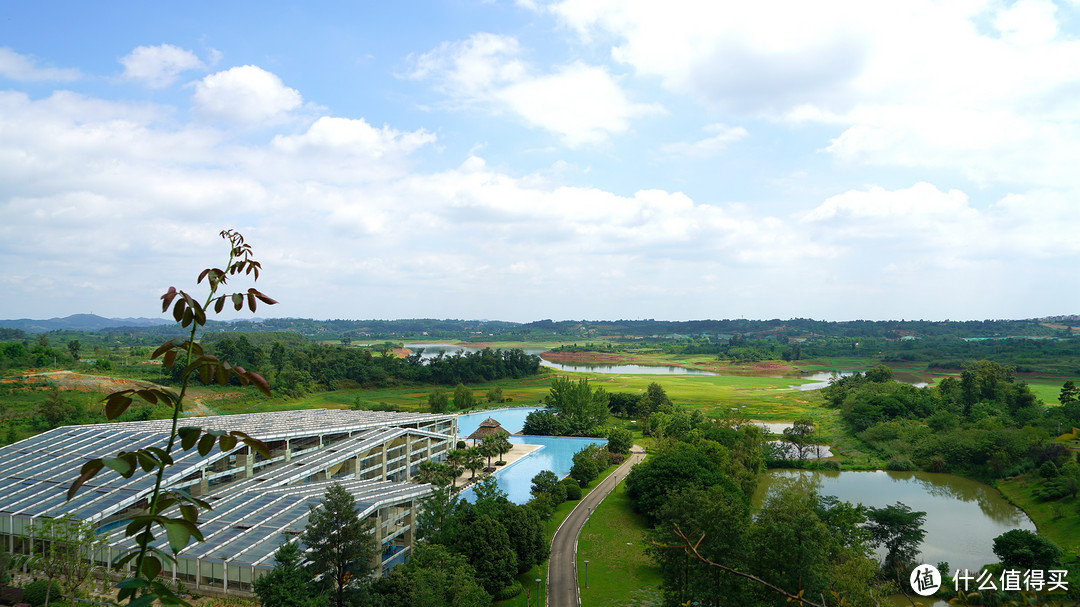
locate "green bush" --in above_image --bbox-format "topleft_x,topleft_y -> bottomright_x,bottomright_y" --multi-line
493,581 -> 523,601
561,478 -> 582,500
23,580 -> 61,607
885,456 -> 916,471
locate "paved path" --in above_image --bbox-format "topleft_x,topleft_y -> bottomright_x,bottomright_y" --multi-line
546,445 -> 646,607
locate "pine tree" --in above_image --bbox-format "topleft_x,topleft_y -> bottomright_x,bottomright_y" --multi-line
302,484 -> 376,607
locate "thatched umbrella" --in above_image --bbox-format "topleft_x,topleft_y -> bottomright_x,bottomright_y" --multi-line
467,417 -> 507,443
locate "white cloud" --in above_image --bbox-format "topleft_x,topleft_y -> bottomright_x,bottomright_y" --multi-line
0,47 -> 80,81
408,33 -> 660,146
120,44 -> 205,88
661,123 -> 747,157
192,66 -> 302,124
537,0 -> 1080,189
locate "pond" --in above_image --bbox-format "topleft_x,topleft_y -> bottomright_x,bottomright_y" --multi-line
455,407 -> 606,504
752,469 -> 1035,573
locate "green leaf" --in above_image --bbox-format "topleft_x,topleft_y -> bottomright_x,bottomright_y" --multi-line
197,433 -> 216,457
163,520 -> 193,553
236,433 -> 271,459
127,593 -> 158,607
218,434 -> 237,452
141,555 -> 163,579
232,293 -> 244,311
103,455 -> 135,478
67,458 -> 104,500
145,447 -> 173,466
116,577 -> 151,589
172,297 -> 185,323
135,451 -> 158,473
179,504 -> 198,524
178,427 -> 201,451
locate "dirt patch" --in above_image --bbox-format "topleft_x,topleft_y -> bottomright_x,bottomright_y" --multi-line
3,370 -> 163,393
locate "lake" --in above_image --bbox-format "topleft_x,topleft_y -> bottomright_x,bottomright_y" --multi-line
402,343 -> 715,375
752,469 -> 1035,573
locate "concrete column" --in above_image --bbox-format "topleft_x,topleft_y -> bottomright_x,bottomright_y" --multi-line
354,454 -> 362,479
404,436 -> 412,481
380,443 -> 388,480
284,439 -> 291,463
244,453 -> 254,478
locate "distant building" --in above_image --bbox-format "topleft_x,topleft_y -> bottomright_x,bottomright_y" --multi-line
0,409 -> 458,595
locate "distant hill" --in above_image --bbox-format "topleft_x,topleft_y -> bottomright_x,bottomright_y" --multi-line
0,314 -> 173,333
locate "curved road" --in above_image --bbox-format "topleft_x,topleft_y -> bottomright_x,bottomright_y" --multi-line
546,445 -> 646,606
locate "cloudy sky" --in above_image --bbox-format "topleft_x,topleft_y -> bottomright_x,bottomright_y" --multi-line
2,1 -> 1078,323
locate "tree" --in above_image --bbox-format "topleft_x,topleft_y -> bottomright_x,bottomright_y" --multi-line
67,340 -> 80,363
485,386 -> 503,403
864,502 -> 926,575
369,543 -> 490,607
453,383 -> 475,411
253,539 -> 325,607
490,431 -> 512,463
530,470 -> 560,496
23,515 -> 106,607
521,409 -> 566,436
648,484 -> 751,606
626,442 -> 729,522
607,427 -> 632,455
749,488 -> 832,605
640,382 -> 672,416
780,417 -> 815,461
427,388 -> 449,413
462,447 -> 484,479
462,513 -> 518,595
545,377 -> 608,436
302,483 -> 377,607
1059,380 -> 1078,405
992,529 -> 1062,570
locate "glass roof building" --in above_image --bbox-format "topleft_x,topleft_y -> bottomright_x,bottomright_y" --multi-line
0,409 -> 458,595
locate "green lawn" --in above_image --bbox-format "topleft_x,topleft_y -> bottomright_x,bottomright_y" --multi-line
996,475 -> 1080,558
576,481 -> 661,607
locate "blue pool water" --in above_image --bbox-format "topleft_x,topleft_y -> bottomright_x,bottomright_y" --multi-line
456,408 -> 606,504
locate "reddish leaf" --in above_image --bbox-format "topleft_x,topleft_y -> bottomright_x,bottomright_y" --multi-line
67,458 -> 104,500
197,269 -> 210,284
181,306 -> 194,328
214,296 -> 225,313
151,340 -> 176,359
247,371 -> 272,397
249,288 -> 278,305
105,393 -> 133,419
160,287 -> 178,313
163,350 -> 177,370
247,292 -> 256,312
236,432 -> 270,458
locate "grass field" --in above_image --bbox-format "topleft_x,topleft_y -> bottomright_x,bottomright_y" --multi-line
576,480 -> 662,607
996,475 -> 1080,559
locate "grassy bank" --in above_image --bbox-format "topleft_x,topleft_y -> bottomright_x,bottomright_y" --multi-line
576,481 -> 661,607
996,475 -> 1080,558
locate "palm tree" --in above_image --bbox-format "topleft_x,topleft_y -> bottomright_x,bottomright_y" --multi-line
445,449 -> 468,491
463,446 -> 484,480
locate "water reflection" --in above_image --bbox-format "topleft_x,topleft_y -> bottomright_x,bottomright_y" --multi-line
753,470 -> 1035,572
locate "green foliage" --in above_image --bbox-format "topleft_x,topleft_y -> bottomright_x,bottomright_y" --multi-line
534,377 -> 609,436
453,383 -> 475,410
992,529 -> 1063,570
253,539 -> 325,607
22,580 -> 62,607
369,543 -> 491,607
530,470 -> 560,496
521,408 -> 566,436
647,484 -> 751,606
302,483 -> 377,607
560,477 -> 582,500
570,444 -> 608,488
748,487 -> 833,605
451,513 -> 517,594
485,386 -> 503,403
606,426 -> 633,454
625,441 -> 731,523
492,581 -> 522,601
865,502 -> 927,575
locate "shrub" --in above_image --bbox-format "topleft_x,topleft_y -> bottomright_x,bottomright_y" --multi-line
885,456 -> 916,472
493,581 -> 523,601
23,580 -> 61,607
561,478 -> 582,500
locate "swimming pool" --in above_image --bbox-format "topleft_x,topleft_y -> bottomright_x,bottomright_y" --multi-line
456,408 -> 606,504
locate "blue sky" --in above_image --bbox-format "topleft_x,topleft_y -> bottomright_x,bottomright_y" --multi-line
2,1 -> 1078,323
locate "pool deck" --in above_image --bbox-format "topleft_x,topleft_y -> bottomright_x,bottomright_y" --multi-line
452,442 -> 543,490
